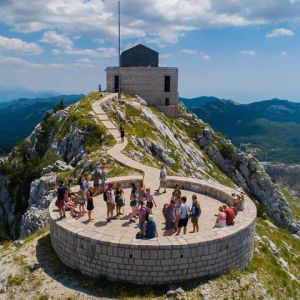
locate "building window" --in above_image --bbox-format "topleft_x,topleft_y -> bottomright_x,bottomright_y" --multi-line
114,75 -> 119,93
164,76 -> 170,92
165,98 -> 170,106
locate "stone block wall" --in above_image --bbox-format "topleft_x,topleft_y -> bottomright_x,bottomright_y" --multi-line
49,176 -> 256,284
106,67 -> 179,118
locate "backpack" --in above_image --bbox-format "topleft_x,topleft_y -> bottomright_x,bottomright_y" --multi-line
103,188 -> 110,202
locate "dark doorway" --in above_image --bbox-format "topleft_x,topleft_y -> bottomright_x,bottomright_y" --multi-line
165,98 -> 170,106
114,75 -> 119,92
164,76 -> 170,92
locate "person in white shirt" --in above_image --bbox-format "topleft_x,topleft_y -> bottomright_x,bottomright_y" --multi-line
176,196 -> 190,235
155,165 -> 167,194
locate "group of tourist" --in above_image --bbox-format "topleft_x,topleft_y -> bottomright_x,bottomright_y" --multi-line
55,164 -> 245,239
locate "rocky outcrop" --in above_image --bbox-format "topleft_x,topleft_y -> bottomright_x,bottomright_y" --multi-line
19,160 -> 72,238
194,122 -> 300,234
53,126 -> 87,165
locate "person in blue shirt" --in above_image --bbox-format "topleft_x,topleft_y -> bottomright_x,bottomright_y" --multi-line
190,194 -> 201,233
143,215 -> 158,239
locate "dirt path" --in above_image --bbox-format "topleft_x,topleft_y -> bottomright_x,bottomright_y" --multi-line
92,94 -> 161,190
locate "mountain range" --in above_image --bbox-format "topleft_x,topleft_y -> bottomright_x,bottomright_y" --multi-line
0,86 -> 63,102
0,94 -> 83,152
181,96 -> 300,164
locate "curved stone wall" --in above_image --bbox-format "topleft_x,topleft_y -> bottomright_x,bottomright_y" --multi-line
49,176 -> 256,284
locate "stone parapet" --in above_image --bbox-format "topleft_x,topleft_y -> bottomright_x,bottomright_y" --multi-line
49,176 -> 256,284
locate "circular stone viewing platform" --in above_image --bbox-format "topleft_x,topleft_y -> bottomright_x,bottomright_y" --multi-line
49,176 -> 256,285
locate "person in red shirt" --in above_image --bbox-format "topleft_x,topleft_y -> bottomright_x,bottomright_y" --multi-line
222,205 -> 236,225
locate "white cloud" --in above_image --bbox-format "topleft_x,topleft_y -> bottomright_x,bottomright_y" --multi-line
200,52 -> 211,60
280,51 -> 288,56
97,47 -> 118,58
76,58 -> 91,64
182,48 -> 197,55
0,55 -> 63,69
64,47 -> 117,58
51,48 -> 61,55
240,50 -> 256,56
74,58 -> 94,68
266,28 -> 295,38
64,48 -> 98,56
0,55 -> 95,70
1,1 -> 300,46
41,31 -> 73,48
0,35 -> 43,54
160,53 -> 172,59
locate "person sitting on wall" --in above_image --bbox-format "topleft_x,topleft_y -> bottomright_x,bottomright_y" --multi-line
215,206 -> 227,228
143,215 -> 158,239
233,192 -> 245,212
222,204 -> 236,226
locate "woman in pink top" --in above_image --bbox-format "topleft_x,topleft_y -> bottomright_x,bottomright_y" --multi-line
215,206 -> 227,228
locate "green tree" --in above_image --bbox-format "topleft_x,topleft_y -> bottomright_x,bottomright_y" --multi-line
53,100 -> 65,112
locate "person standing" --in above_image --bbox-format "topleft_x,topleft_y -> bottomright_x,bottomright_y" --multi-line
156,165 -> 167,194
190,194 -> 201,233
81,173 -> 90,194
78,189 -> 86,217
100,165 -> 107,193
115,183 -> 124,216
129,191 -> 138,223
176,196 -> 190,235
164,200 -> 176,236
120,125 -> 125,143
105,182 -> 115,222
57,179 -> 67,219
93,165 -> 101,195
138,201 -> 148,235
145,188 -> 156,214
86,186 -> 95,222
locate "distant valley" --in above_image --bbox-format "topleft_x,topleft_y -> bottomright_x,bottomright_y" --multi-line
181,96 -> 300,164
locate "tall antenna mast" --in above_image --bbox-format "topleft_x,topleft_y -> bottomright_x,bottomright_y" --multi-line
118,0 -> 121,101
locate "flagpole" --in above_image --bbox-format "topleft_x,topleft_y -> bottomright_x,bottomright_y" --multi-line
118,0 -> 121,101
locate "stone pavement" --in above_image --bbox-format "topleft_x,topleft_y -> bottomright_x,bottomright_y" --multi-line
92,93 -> 161,191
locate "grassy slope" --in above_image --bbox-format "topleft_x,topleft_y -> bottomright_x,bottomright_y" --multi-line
189,100 -> 300,164
106,98 -> 235,187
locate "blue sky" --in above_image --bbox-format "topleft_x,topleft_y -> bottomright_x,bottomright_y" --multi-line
0,0 -> 300,103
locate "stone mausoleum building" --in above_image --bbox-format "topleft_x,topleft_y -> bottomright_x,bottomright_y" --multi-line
106,44 -> 179,118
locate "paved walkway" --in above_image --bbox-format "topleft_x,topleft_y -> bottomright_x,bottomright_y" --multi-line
92,93 -> 161,190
